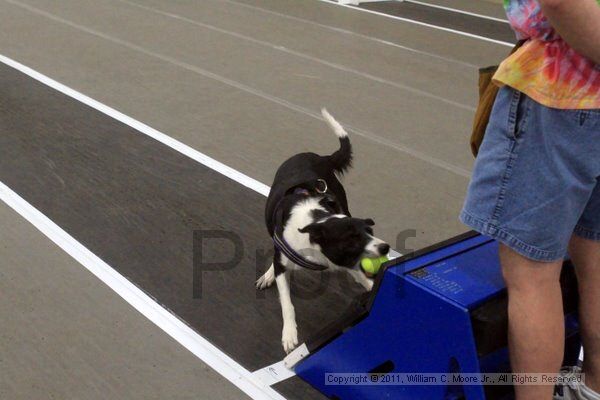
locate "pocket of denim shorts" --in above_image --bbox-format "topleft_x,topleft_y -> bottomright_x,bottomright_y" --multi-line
510,93 -> 531,139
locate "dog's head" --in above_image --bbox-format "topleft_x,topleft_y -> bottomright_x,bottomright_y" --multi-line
298,217 -> 389,268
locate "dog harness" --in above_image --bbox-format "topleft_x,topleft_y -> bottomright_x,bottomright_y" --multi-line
271,181 -> 332,271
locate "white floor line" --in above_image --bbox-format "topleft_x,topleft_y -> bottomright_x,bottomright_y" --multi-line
316,0 -> 514,47
403,0 -> 509,24
117,0 -> 472,106
252,360 -> 297,387
0,181 -> 286,400
0,54 -> 271,198
218,0 -> 478,69
0,2 -> 473,179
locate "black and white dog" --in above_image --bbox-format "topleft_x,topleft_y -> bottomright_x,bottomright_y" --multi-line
257,109 -> 390,353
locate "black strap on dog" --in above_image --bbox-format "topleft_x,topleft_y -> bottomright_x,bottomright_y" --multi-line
271,179 -> 334,271
273,230 -> 328,271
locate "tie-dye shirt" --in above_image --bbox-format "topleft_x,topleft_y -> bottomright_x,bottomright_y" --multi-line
493,0 -> 600,109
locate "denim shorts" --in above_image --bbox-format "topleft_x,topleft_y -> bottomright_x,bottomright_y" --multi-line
461,86 -> 600,262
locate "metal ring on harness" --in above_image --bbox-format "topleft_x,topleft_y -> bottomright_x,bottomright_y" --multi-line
315,179 -> 328,194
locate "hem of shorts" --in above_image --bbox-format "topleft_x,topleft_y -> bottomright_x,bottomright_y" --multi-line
460,211 -> 565,262
573,225 -> 600,241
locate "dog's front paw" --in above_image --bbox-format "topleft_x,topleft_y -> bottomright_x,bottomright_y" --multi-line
364,278 -> 374,292
256,268 -> 275,290
281,324 -> 298,353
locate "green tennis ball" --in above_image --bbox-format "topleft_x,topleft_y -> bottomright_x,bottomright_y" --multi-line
360,255 -> 389,275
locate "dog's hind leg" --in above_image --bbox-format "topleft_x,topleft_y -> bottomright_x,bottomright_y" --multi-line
256,263 -> 275,290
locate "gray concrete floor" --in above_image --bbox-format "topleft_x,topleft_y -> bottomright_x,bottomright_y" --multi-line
0,0 -> 512,397
0,202 -> 250,400
0,0 -> 510,249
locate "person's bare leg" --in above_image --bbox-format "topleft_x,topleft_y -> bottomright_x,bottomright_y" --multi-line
569,235 -> 600,393
499,244 -> 564,400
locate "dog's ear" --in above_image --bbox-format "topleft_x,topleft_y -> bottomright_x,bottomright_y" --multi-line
298,223 -> 324,241
363,218 -> 375,226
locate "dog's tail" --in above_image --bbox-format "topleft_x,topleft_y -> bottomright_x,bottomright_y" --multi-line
321,108 -> 353,175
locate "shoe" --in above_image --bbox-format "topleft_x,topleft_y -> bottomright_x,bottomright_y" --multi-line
554,366 -> 600,400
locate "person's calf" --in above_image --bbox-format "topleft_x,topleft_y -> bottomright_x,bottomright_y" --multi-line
500,244 -> 565,400
569,235 -> 600,393
580,298 -> 600,393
